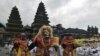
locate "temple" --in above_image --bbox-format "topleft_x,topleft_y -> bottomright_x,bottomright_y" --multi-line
31,2 -> 50,34
6,6 -> 23,34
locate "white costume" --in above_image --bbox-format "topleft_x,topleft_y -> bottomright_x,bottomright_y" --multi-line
30,47 -> 37,56
8,44 -> 13,53
76,47 -> 86,56
76,46 -> 90,56
89,47 -> 99,56
84,46 -> 91,56
49,47 -> 55,56
96,42 -> 100,56
28,40 -> 32,46
96,47 -> 100,56
4,44 -> 9,49
58,45 -> 63,56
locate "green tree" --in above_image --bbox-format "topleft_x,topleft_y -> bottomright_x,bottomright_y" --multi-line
87,25 -> 91,36
94,26 -> 98,34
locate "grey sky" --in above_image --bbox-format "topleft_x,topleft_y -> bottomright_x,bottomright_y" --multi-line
0,0 -> 100,31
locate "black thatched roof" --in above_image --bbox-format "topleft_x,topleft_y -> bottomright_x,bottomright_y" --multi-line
0,23 -> 4,28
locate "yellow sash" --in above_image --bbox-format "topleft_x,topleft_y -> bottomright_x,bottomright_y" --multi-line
17,47 -> 30,56
53,37 -> 59,46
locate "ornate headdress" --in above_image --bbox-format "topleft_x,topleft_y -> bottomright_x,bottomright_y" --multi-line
35,25 -> 53,38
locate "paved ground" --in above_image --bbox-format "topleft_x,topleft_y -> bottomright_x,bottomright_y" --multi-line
0,47 -> 10,56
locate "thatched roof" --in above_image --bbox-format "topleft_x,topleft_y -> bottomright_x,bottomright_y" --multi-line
0,23 -> 4,28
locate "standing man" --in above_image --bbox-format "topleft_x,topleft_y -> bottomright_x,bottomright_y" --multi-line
61,33 -> 77,56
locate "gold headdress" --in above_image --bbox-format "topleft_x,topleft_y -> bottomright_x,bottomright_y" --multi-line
34,25 -> 53,40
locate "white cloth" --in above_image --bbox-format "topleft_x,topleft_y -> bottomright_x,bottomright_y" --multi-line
8,44 -> 13,53
76,47 -> 85,56
89,47 -> 99,56
28,40 -> 32,46
76,46 -> 90,56
49,47 -> 55,56
30,47 -> 37,56
58,45 -> 63,56
4,44 -> 9,49
84,46 -> 90,56
95,47 -> 100,56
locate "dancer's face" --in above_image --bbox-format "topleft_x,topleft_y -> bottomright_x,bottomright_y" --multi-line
43,28 -> 50,36
42,28 -> 51,40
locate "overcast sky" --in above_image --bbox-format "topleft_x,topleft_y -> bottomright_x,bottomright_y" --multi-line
0,0 -> 100,31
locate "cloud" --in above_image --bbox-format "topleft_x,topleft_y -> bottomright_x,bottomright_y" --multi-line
44,0 -> 69,11
74,0 -> 100,29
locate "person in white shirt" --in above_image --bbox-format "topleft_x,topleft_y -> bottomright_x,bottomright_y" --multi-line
84,44 -> 91,56
89,47 -> 99,56
96,46 -> 100,56
8,43 -> 13,54
89,41 -> 99,56
76,46 -> 86,56
58,45 -> 63,56
95,41 -> 100,56
4,43 -> 9,49
49,47 -> 55,56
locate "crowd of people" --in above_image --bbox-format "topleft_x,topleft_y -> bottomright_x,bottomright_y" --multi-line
3,25 -> 100,56
76,40 -> 100,56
